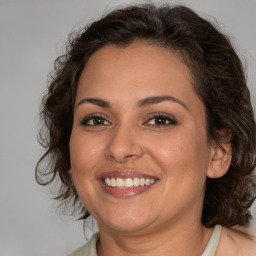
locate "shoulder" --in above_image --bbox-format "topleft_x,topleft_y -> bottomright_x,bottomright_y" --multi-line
68,244 -> 88,256
67,232 -> 99,256
216,226 -> 256,256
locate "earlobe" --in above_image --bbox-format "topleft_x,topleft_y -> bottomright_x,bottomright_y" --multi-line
207,140 -> 232,179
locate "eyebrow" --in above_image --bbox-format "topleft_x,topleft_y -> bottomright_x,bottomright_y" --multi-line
76,95 -> 188,110
76,98 -> 111,108
137,95 -> 188,110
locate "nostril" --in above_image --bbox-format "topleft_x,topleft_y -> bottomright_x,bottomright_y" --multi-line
104,131 -> 144,162
125,154 -> 136,159
106,153 -> 135,163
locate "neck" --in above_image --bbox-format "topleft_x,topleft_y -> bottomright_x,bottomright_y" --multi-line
97,220 -> 213,256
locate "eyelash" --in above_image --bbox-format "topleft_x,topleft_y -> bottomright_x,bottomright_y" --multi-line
80,113 -> 177,127
80,114 -> 111,126
144,113 -> 177,126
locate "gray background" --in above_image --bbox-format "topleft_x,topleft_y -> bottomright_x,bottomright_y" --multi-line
0,0 -> 255,255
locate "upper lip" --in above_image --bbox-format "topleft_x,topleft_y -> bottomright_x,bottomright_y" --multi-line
98,170 -> 159,180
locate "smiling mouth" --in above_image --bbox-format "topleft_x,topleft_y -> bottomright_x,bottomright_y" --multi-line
98,171 -> 159,198
103,177 -> 157,188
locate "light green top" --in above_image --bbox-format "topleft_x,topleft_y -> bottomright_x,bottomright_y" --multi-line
202,225 -> 222,256
68,232 -> 99,256
68,225 -> 222,256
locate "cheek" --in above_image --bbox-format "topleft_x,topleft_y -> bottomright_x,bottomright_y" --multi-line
69,131 -> 104,208
146,130 -> 211,179
69,130 -> 103,181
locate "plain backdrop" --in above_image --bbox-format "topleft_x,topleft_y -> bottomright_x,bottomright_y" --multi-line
0,0 -> 255,255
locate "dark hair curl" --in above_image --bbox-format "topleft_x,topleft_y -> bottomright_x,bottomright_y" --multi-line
36,3 -> 256,227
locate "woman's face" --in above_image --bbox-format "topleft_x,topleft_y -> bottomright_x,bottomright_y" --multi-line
70,42 -> 215,234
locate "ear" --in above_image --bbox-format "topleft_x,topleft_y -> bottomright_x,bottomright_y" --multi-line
207,131 -> 232,179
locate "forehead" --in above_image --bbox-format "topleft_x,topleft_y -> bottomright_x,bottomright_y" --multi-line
76,42 -> 204,114
86,42 -> 186,69
78,42 -> 193,93
76,42 -> 206,126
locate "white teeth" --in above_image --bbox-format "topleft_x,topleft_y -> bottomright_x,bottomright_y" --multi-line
125,178 -> 133,187
110,178 -> 116,187
133,178 -> 140,186
104,177 -> 156,188
105,178 -> 111,186
145,179 -> 150,185
116,178 -> 124,187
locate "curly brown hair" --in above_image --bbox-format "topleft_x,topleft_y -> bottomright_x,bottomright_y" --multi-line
36,3 -> 256,227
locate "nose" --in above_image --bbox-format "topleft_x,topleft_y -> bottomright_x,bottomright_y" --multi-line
105,124 -> 144,163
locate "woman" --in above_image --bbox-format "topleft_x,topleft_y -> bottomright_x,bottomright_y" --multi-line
36,3 -> 256,255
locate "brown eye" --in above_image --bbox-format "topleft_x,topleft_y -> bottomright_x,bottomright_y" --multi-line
81,115 -> 111,126
146,114 -> 177,126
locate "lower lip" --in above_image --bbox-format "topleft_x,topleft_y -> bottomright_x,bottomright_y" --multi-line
98,179 -> 156,198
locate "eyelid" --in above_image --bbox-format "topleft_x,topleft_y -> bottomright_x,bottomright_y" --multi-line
143,112 -> 177,126
80,113 -> 111,126
79,112 -> 177,127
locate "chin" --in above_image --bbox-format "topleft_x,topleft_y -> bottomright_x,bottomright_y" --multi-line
96,211 -> 155,233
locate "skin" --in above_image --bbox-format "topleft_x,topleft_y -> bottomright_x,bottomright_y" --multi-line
215,227 -> 256,255
69,42 -> 254,255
